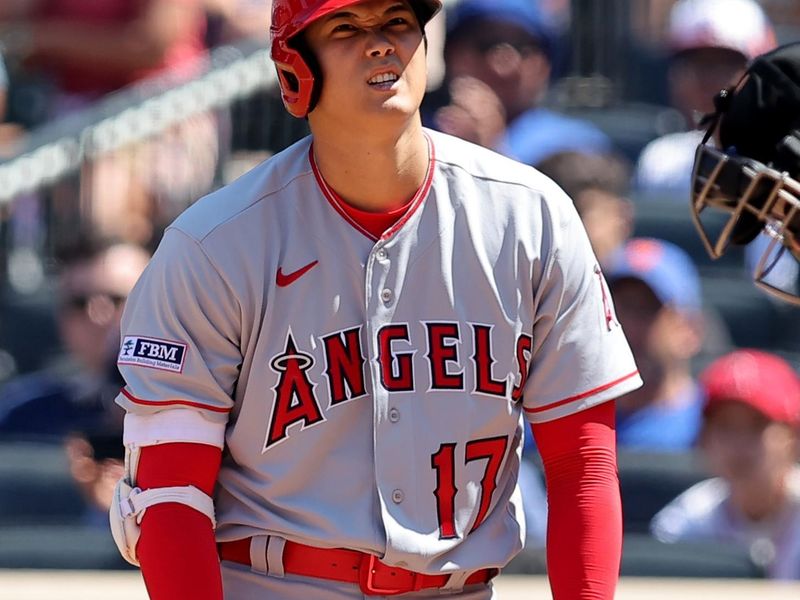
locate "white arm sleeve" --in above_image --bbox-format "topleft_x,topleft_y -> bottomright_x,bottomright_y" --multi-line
123,409 -> 226,449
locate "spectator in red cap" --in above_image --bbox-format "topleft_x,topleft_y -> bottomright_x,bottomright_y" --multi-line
651,349 -> 800,579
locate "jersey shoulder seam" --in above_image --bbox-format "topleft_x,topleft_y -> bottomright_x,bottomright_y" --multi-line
163,226 -> 244,317
194,168 -> 315,244
436,157 -> 548,194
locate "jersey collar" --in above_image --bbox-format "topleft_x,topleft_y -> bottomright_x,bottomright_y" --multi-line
309,132 -> 435,242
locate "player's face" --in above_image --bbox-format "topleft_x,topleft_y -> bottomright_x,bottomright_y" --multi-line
303,0 -> 428,125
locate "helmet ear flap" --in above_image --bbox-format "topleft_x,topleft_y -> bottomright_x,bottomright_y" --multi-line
278,69 -> 301,95
272,40 -> 317,118
290,34 -> 324,116
272,34 -> 323,118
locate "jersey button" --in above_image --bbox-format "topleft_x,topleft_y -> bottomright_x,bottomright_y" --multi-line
389,408 -> 400,423
391,489 -> 405,504
376,248 -> 388,261
381,288 -> 393,303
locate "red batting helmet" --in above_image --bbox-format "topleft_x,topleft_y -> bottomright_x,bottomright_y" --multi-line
270,0 -> 442,118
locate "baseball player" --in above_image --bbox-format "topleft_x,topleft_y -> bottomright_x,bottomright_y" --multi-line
110,1 -> 642,599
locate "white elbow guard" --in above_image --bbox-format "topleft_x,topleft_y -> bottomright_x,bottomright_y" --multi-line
109,446 -> 216,566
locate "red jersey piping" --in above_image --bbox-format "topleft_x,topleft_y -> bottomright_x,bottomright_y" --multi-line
309,132 -> 435,242
121,387 -> 231,414
524,370 -> 640,414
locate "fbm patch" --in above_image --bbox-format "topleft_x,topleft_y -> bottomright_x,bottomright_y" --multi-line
118,336 -> 187,373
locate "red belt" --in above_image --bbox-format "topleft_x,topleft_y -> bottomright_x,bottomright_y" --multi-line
218,538 -> 498,596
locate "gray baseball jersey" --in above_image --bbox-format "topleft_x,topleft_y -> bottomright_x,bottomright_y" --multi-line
116,128 -> 641,575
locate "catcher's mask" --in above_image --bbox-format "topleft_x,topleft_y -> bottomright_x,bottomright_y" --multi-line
691,41 -> 800,305
270,0 -> 442,119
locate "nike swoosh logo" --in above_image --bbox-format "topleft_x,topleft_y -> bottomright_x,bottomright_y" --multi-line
276,260 -> 319,287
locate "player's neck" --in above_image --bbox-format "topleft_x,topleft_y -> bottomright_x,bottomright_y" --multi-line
310,117 -> 430,213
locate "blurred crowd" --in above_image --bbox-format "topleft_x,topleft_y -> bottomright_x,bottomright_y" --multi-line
0,0 -> 799,580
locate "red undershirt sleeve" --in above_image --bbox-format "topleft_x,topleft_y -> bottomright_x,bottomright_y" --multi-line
531,400 -> 622,600
136,442 -> 223,600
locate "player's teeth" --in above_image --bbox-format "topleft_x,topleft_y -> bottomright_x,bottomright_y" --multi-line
369,73 -> 398,84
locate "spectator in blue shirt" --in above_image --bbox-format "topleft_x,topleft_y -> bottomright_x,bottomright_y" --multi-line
606,238 -> 706,451
0,238 -> 150,440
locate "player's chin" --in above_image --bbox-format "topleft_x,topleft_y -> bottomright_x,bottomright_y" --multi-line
360,95 -> 419,119
377,90 -> 424,114
367,79 -> 421,103
380,97 -> 420,115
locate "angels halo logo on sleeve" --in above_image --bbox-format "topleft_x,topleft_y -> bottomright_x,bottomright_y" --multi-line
118,335 -> 188,373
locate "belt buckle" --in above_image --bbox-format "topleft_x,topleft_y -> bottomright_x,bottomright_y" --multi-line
358,554 -> 418,596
